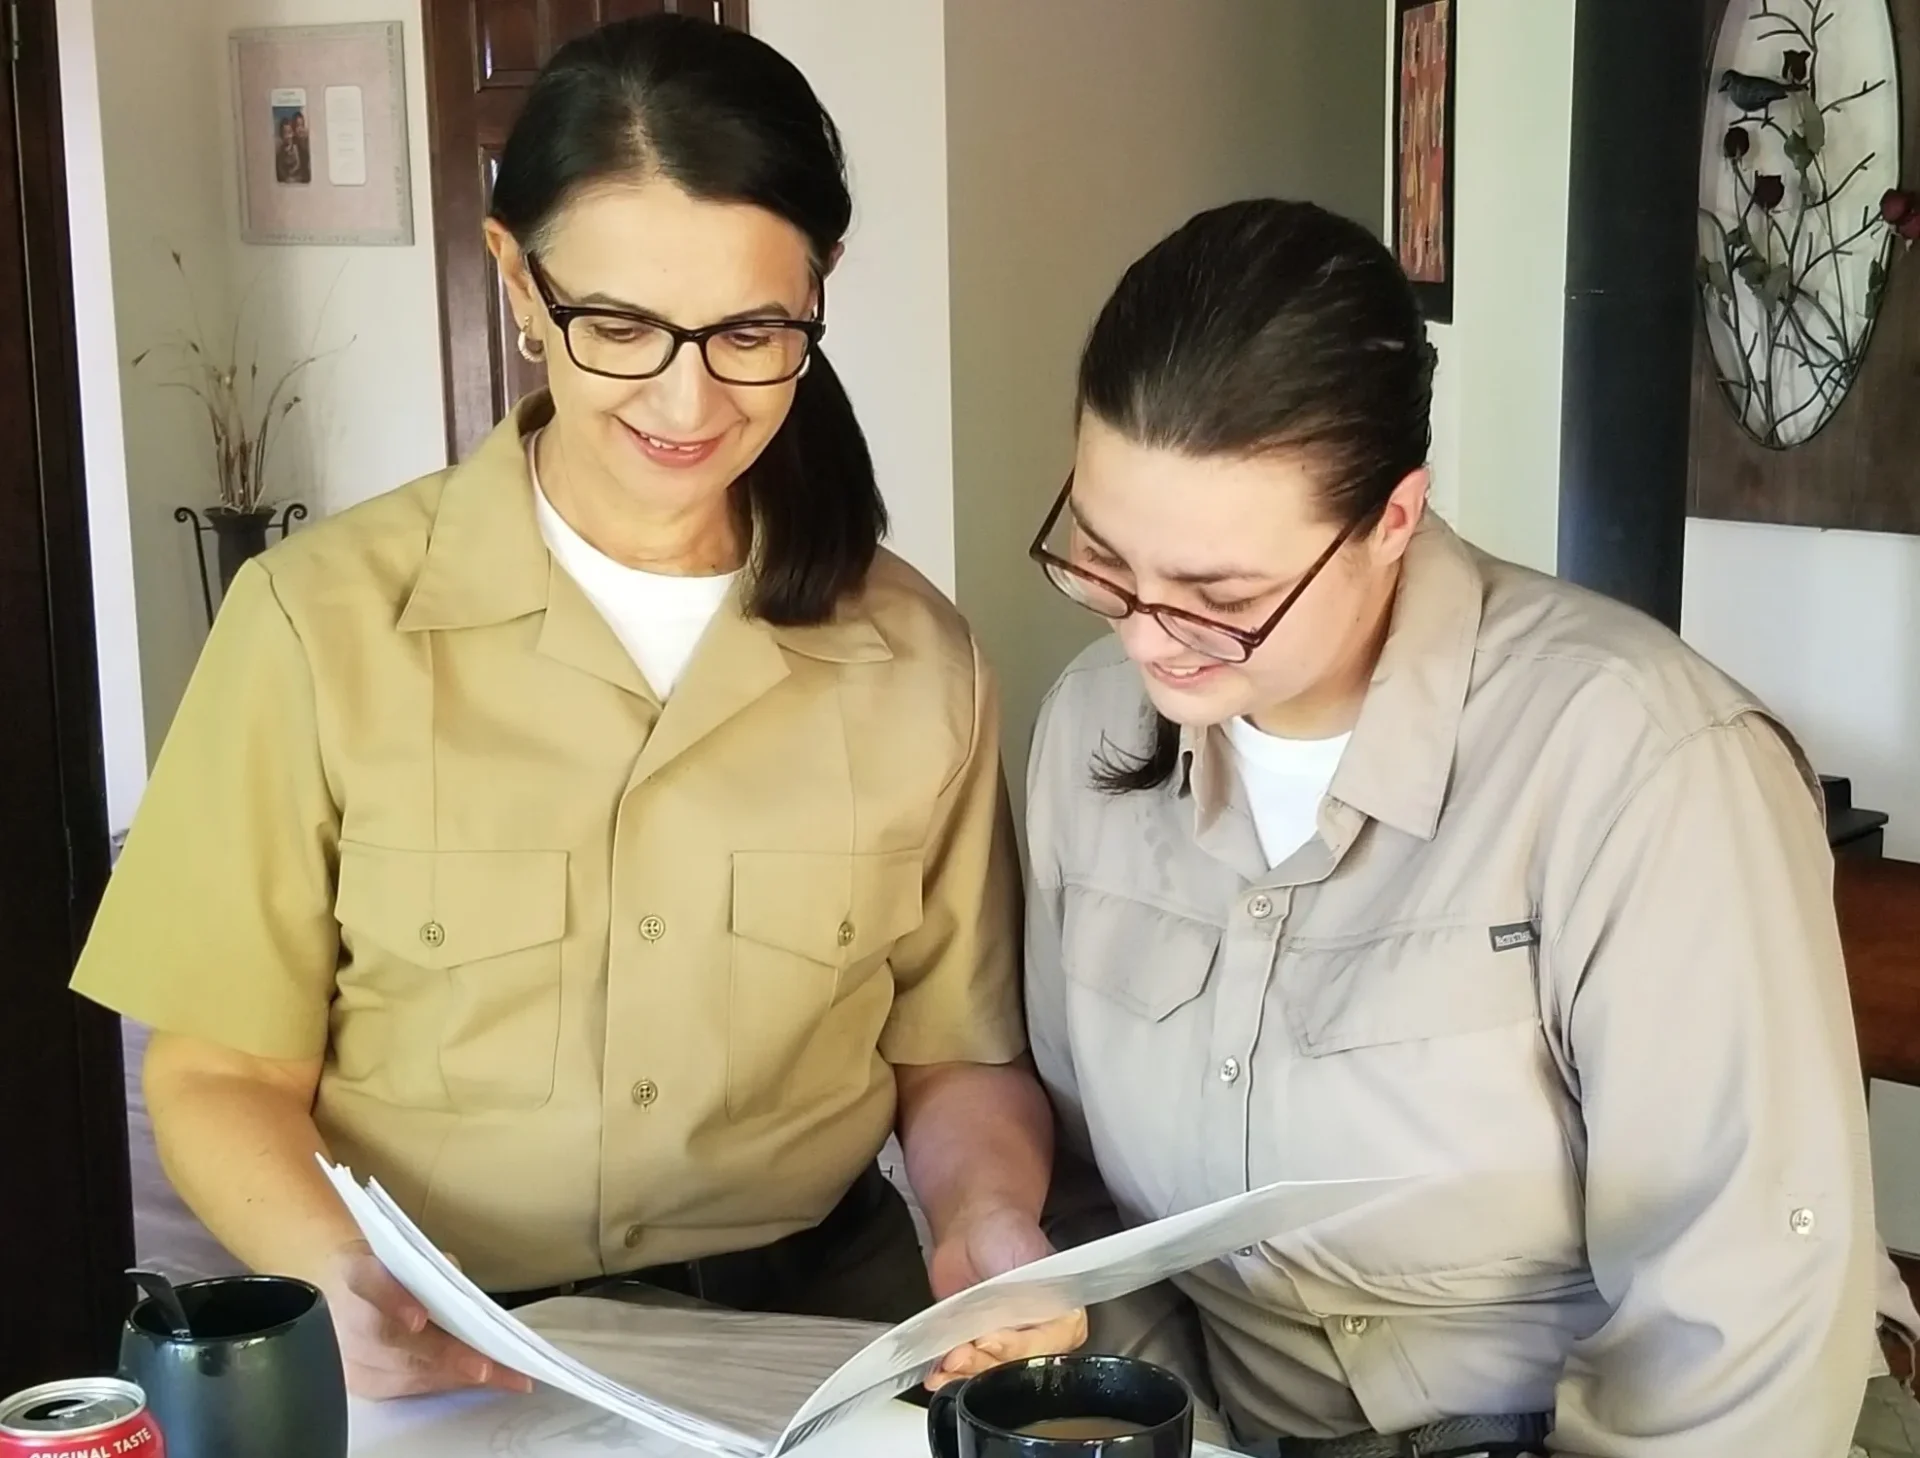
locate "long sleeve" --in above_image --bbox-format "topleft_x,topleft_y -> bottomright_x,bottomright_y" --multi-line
1545,715 -> 1875,1456
1023,678 -> 1089,1157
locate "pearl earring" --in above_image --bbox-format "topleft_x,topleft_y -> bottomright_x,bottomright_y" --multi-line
516,321 -> 545,364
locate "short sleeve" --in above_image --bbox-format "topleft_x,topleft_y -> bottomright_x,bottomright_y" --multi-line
71,561 -> 342,1060
877,638 -> 1025,1066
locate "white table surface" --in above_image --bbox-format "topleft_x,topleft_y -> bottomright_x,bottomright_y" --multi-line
349,1387 -> 1238,1456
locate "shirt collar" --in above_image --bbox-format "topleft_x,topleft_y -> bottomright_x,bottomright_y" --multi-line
397,392 -> 892,666
1179,513 -> 1484,842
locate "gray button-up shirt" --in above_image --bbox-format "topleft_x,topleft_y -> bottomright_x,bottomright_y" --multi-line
1026,517 -> 1877,1455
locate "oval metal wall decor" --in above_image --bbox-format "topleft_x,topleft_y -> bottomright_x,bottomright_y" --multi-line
1697,0 -> 1904,449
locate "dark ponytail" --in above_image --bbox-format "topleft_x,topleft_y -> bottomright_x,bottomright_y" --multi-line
489,14 -> 886,625
1077,199 -> 1435,793
746,351 -> 885,622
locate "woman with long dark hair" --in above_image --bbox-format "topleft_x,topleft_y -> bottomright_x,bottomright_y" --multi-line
1020,198 -> 1914,1455
74,15 -> 1075,1398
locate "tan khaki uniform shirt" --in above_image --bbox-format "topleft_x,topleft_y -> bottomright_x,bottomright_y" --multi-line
74,396 -> 1024,1292
1026,517 -> 1876,1456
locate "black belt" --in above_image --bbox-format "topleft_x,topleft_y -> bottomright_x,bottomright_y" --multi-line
1250,1412 -> 1551,1458
489,1163 -> 892,1311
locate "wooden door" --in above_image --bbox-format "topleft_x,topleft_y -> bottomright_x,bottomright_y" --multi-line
0,0 -> 132,1392
423,0 -> 751,464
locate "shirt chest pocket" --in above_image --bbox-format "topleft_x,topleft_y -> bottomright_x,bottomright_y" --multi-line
1282,924 -> 1540,1055
1060,885 -> 1219,1021
333,843 -> 569,1111
726,849 -> 923,1119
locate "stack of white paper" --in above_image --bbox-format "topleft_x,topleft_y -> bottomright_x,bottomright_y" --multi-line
326,1170 -> 775,1455
322,1160 -> 1417,1457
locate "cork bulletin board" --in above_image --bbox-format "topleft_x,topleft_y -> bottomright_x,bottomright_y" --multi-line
229,22 -> 414,247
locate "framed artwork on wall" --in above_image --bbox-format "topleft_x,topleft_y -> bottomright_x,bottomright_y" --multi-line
230,22 -> 414,247
1393,0 -> 1457,322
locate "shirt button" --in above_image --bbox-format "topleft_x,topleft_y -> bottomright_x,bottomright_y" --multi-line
623,1224 -> 644,1250
1236,1246 -> 1256,1258
1247,894 -> 1273,920
639,915 -> 666,942
419,920 -> 445,948
837,920 -> 856,948
1219,1056 -> 1242,1084
1789,1207 -> 1816,1236
1341,1315 -> 1371,1337
631,1079 -> 659,1108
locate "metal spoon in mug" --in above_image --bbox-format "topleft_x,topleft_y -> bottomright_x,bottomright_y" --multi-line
127,1267 -> 193,1338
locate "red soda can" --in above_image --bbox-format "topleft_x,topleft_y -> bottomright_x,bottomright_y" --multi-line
0,1378 -> 165,1458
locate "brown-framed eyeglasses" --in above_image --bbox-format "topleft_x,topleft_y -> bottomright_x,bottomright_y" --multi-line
525,254 -> 825,386
1028,472 -> 1361,663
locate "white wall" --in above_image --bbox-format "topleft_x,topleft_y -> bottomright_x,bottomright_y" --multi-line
750,0 -> 955,594
948,0 -> 1387,777
1684,521 -> 1920,861
58,0 -> 147,834
92,0 -> 235,771
87,0 -> 445,766
1398,0 -> 1576,570
215,0 -> 446,520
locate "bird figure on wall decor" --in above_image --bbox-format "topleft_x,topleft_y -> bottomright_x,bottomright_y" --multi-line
1719,68 -> 1807,112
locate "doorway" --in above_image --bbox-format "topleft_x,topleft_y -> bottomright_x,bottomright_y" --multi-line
0,0 -> 134,1394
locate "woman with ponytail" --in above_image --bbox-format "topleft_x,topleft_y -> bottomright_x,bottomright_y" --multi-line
73,13 -> 1070,1398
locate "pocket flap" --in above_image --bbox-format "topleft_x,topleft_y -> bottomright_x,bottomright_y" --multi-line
336,842 -> 568,969
730,850 -> 923,966
1287,927 -> 1538,1054
1061,884 -> 1219,1021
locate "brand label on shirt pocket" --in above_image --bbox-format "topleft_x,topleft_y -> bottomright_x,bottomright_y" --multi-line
1489,920 -> 1539,952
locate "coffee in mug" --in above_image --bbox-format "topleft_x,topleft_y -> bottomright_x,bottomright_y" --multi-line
927,1353 -> 1192,1456
1017,1417 -> 1153,1439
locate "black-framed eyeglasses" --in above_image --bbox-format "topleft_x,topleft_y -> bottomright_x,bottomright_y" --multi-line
1029,472 -> 1361,663
525,255 -> 826,385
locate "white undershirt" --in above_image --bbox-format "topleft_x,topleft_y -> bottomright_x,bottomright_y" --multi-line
1223,716 -> 1351,868
528,432 -> 736,698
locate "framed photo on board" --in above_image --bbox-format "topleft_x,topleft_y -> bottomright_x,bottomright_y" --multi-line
230,22 -> 413,246
1392,0 -> 1456,322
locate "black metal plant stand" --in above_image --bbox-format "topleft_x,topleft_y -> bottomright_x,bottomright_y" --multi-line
175,503 -> 307,626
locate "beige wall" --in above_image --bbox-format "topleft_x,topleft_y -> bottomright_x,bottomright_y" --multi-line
89,0 -> 232,792
86,0 -> 445,780
946,0 -> 1387,790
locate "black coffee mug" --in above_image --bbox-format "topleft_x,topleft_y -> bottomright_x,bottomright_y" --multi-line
928,1354 -> 1193,1457
118,1275 -> 349,1458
